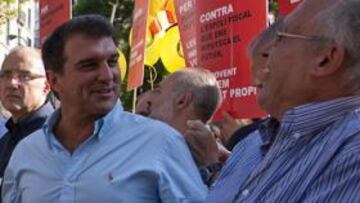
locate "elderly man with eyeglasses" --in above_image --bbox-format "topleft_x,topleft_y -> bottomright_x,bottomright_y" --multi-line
0,47 -> 53,202
206,0 -> 360,202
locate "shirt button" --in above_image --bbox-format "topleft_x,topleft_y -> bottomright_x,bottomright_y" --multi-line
242,189 -> 250,197
293,132 -> 301,139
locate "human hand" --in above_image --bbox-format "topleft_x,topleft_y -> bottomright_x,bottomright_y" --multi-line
185,120 -> 230,167
217,111 -> 241,145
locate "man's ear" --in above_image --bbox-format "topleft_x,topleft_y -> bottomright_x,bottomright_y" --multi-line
43,80 -> 51,95
175,92 -> 193,110
46,70 -> 62,95
311,44 -> 346,77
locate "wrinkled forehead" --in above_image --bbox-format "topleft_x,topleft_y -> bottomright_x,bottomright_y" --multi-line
160,74 -> 177,88
283,0 -> 340,33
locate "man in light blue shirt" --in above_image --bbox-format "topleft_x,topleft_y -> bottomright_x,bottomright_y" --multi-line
2,15 -> 206,203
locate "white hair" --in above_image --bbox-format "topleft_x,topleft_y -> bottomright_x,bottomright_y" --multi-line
171,68 -> 222,122
324,0 -> 360,92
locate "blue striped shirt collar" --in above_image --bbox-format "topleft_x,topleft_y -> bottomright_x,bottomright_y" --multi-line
259,117 -> 279,155
43,100 -> 124,152
281,96 -> 360,137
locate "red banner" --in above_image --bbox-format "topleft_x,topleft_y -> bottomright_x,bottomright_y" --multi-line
127,0 -> 150,91
175,0 -> 267,119
278,0 -> 303,16
39,0 -> 71,44
175,0 -> 198,67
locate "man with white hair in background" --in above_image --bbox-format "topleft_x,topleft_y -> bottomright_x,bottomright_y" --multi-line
138,68 -> 230,184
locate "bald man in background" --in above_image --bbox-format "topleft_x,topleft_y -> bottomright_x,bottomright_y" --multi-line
0,47 -> 53,200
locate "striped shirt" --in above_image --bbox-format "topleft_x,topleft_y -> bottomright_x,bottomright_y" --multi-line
232,96 -> 360,203
207,118 -> 278,203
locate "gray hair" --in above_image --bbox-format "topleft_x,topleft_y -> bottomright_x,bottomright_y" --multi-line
323,0 -> 360,92
170,68 -> 222,123
248,19 -> 283,55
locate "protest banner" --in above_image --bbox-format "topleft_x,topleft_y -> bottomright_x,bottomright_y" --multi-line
176,0 -> 267,118
39,0 -> 71,44
127,0 -> 150,91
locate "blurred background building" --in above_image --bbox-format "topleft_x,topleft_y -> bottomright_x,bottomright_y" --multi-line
0,0 -> 39,65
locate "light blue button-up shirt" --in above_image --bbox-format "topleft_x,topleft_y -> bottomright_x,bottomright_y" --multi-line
2,102 -> 207,203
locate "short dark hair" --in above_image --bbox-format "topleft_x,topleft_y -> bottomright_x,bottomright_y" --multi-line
42,14 -> 117,74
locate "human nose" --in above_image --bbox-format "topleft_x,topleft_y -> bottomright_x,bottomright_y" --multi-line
252,62 -> 269,84
9,75 -> 22,86
262,55 -> 272,76
98,63 -> 114,81
261,65 -> 270,74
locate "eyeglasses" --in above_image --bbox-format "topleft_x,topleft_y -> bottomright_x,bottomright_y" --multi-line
0,71 -> 45,83
276,31 -> 330,42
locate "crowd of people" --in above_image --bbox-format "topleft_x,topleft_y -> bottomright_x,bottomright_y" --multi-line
1,0 -> 360,202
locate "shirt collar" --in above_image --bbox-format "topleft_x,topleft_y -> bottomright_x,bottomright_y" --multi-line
281,96 -> 360,137
258,117 -> 280,155
97,100 -> 124,138
43,100 -> 124,151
